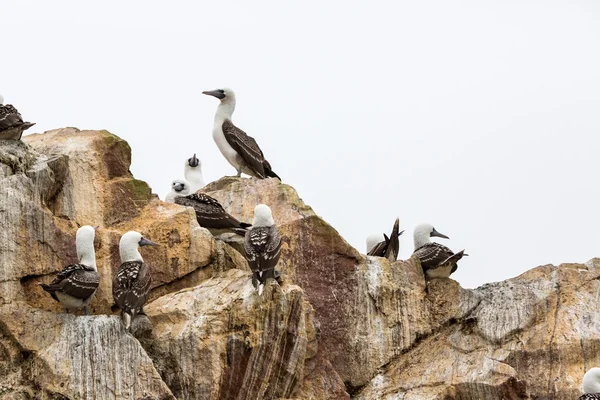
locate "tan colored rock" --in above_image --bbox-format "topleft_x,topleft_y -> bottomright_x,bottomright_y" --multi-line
142,268 -> 347,400
0,301 -> 175,399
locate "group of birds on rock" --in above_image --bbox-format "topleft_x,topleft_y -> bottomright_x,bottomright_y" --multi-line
4,91 -> 600,398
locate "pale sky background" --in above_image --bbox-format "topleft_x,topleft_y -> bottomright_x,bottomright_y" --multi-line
4,1 -> 600,288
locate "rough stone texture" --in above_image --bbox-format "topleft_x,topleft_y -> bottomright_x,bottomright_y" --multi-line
1,128 -> 599,399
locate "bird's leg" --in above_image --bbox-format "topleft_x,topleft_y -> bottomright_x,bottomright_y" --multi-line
138,306 -> 146,316
83,307 -> 89,316
65,309 -> 70,314
236,166 -> 242,177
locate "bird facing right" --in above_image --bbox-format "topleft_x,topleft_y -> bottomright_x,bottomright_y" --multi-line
580,368 -> 600,399
112,231 -> 158,332
412,223 -> 467,280
244,204 -> 282,295
0,95 -> 35,141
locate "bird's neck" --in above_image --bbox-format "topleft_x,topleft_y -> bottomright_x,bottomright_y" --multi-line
185,169 -> 206,190
214,101 -> 235,123
413,233 -> 431,249
78,249 -> 97,271
120,245 -> 143,263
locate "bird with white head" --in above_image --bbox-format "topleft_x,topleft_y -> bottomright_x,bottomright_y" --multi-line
244,204 -> 282,296
40,225 -> 100,314
112,231 -> 158,332
203,88 -> 281,180
412,223 -> 467,280
580,368 -> 600,399
165,179 -> 191,203
184,153 -> 206,192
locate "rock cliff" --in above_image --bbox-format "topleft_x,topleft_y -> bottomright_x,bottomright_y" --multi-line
0,128 -> 598,399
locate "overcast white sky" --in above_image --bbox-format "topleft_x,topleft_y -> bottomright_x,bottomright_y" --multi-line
4,1 -> 600,288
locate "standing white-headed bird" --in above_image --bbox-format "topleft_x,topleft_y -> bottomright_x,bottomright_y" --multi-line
40,225 -> 100,315
184,153 -> 206,193
112,231 -> 158,332
244,204 -> 282,295
202,88 -> 280,180
580,368 -> 600,399
0,95 -> 35,140
412,223 -> 467,279
366,218 -> 403,262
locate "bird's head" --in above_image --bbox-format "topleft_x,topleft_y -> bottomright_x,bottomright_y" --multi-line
171,179 -> 191,195
202,88 -> 235,104
252,204 -> 275,227
186,153 -> 201,169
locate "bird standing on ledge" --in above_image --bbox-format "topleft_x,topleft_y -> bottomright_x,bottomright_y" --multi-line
0,95 -> 35,140
184,153 -> 206,192
112,231 -> 158,332
203,88 -> 280,180
412,223 -> 467,279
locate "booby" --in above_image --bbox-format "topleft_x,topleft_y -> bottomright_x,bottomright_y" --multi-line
165,179 -> 190,203
184,153 -> 206,192
580,368 -> 600,399
112,231 -> 158,332
40,225 -> 100,314
0,95 -> 35,140
366,218 -> 403,262
244,204 -> 282,295
202,88 -> 280,180
412,223 -> 467,279
170,181 -> 251,236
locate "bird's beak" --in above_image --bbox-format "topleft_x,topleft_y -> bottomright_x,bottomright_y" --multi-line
431,228 -> 449,240
189,153 -> 199,168
202,89 -> 226,100
139,237 -> 159,247
173,183 -> 185,192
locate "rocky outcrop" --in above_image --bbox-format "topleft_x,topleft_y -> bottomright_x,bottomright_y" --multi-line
0,128 -> 598,399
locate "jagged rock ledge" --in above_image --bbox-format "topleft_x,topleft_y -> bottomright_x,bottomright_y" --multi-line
0,128 -> 598,399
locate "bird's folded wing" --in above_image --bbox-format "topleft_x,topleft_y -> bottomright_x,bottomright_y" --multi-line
222,120 -> 266,177
414,243 -> 454,269
0,105 -> 25,130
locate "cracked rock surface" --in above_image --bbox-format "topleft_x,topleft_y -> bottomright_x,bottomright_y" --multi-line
0,129 -> 597,399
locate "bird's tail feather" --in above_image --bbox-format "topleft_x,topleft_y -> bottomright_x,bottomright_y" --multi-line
22,122 -> 35,131
122,312 -> 132,332
39,283 -> 56,293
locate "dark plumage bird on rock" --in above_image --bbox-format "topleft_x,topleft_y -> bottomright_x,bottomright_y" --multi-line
112,231 -> 158,332
203,88 -> 280,180
244,204 -> 282,295
366,218 -> 403,262
0,95 -> 35,140
40,225 -> 100,314
412,223 -> 467,279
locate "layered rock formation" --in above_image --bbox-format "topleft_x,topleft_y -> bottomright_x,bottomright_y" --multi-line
0,128 -> 598,399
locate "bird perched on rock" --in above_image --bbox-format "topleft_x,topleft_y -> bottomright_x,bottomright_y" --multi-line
202,88 -> 280,180
165,179 -> 191,203
184,153 -> 206,192
0,95 -> 35,140
169,179 -> 251,236
366,218 -> 403,262
244,204 -> 282,295
113,231 -> 158,332
580,368 -> 600,399
40,225 -> 100,314
412,223 -> 467,279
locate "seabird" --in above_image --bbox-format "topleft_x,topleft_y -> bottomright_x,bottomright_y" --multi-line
202,88 -> 280,180
580,368 -> 600,399
40,225 -> 100,315
412,223 -> 467,279
244,204 -> 282,295
184,153 -> 206,192
366,218 -> 403,262
112,231 -> 158,332
170,181 -> 251,236
165,179 -> 190,203
0,95 -> 35,140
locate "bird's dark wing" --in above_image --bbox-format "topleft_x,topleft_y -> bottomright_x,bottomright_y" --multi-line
41,264 -> 99,302
383,218 -> 400,262
413,242 -> 455,270
175,193 -> 247,231
579,394 -> 600,399
244,225 -> 282,272
0,105 -> 25,130
112,261 -> 152,313
367,240 -> 387,257
222,120 -> 266,178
